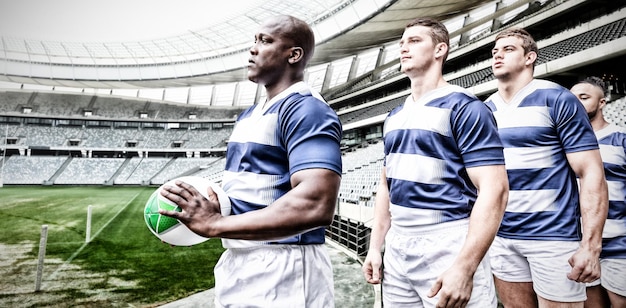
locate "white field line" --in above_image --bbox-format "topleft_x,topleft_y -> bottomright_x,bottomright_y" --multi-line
42,191 -> 143,288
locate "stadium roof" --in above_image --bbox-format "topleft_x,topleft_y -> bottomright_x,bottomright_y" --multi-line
0,0 -> 495,89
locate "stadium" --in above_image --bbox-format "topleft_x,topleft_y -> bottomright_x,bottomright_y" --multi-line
1,0 -> 625,306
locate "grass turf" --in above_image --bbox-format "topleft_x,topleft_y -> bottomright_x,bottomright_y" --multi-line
0,185 -> 225,306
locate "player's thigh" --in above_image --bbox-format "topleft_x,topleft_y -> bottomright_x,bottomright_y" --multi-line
490,236 -> 533,283
584,285 -> 609,308
523,240 -> 586,303
493,277 -> 537,308
537,296 -> 583,308
381,231 -> 424,308
412,227 -> 497,307
214,246 -> 316,307
600,258 -> 626,299
385,221 -> 497,307
606,290 -> 626,308
302,245 -> 334,308
464,256 -> 498,307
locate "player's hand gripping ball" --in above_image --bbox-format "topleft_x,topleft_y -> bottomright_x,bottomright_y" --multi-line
144,176 -> 231,246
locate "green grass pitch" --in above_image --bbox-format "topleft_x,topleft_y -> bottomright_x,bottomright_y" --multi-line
0,185 -> 225,306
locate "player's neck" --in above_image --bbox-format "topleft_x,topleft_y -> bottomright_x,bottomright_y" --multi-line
591,115 -> 610,132
497,71 -> 533,103
409,75 -> 447,101
264,77 -> 303,102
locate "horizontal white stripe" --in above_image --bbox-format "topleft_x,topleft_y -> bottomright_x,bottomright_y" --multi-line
385,105 -> 451,137
595,123 -> 623,140
607,180 -> 626,202
228,113 -> 278,146
386,153 -> 445,185
389,203 -> 447,227
599,144 -> 626,166
507,189 -> 558,213
222,238 -> 268,248
222,170 -> 280,206
603,218 -> 626,238
493,106 -> 551,129
504,146 -> 555,170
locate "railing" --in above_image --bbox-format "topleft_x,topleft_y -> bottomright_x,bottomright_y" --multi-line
326,214 -> 371,258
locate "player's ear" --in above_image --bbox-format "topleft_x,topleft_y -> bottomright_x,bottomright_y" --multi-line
434,42 -> 448,60
600,97 -> 607,109
525,51 -> 537,66
288,47 -> 304,64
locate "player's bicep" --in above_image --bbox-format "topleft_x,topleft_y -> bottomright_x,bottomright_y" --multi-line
466,164 -> 508,191
566,149 -> 604,178
286,168 -> 340,226
290,168 -> 341,203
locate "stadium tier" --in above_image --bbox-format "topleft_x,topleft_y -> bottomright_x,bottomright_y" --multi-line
1,0 -> 625,265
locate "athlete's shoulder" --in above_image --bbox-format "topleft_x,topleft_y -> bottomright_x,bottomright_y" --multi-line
429,85 -> 481,110
599,123 -> 626,141
532,79 -> 564,90
447,84 -> 478,99
236,104 -> 259,120
607,123 -> 626,134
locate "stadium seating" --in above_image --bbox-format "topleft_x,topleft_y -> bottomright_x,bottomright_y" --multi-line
114,157 -> 172,185
603,96 -> 626,126
54,158 -> 124,185
150,157 -> 222,185
2,155 -> 68,184
2,0 -> 625,267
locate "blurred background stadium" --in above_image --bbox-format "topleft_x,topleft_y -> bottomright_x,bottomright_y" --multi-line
1,0 -> 625,306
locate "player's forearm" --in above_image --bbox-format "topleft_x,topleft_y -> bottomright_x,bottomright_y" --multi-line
455,165 -> 508,272
212,192 -> 336,240
578,175 -> 608,253
365,170 -> 391,253
368,214 -> 390,253
456,184 -> 507,273
210,170 -> 341,240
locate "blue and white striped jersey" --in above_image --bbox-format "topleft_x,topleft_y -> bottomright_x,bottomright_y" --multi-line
221,82 -> 342,248
595,123 -> 626,259
484,79 -> 599,241
383,85 -> 504,231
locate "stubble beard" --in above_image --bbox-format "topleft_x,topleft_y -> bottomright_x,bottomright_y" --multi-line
494,70 -> 511,82
401,61 -> 431,79
587,109 -> 598,121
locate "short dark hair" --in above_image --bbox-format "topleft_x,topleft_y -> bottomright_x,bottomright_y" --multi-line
275,15 -> 316,67
579,76 -> 609,97
406,17 -> 450,62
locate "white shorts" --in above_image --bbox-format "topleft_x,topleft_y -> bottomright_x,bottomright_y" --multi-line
213,244 -> 334,308
382,219 -> 497,307
587,258 -> 626,297
489,236 -> 586,302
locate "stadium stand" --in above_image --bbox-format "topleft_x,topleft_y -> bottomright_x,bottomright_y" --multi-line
54,158 -> 124,185
1,0 -> 626,266
150,157 -> 222,185
114,157 -> 172,185
2,155 -> 68,184
603,96 -> 626,126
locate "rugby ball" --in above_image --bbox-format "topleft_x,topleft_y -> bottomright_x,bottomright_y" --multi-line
144,176 -> 231,246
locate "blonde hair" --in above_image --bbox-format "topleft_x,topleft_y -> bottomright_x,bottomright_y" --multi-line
495,28 -> 538,55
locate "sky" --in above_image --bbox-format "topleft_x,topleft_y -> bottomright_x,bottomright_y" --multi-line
0,0 -> 261,43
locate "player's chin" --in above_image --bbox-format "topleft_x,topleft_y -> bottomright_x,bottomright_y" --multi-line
493,70 -> 508,80
247,67 -> 259,80
399,65 -> 411,74
247,73 -> 258,83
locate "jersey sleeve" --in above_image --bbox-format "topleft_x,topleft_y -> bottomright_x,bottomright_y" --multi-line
279,96 -> 343,176
452,96 -> 505,168
553,90 -> 599,153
